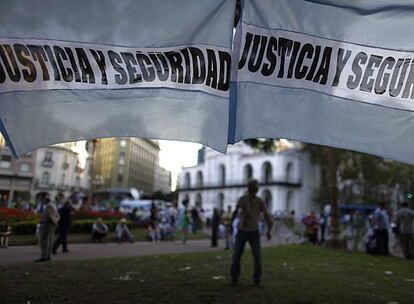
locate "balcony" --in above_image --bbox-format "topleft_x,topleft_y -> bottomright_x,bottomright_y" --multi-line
71,186 -> 84,193
177,179 -> 302,192
42,160 -> 54,167
57,184 -> 69,191
62,162 -> 69,170
36,182 -> 54,190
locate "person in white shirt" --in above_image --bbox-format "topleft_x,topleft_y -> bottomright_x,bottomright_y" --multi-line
35,197 -> 60,262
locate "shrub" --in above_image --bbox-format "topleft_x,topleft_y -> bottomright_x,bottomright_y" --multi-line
11,220 -> 38,235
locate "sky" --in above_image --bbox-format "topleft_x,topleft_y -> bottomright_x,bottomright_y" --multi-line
158,140 -> 201,190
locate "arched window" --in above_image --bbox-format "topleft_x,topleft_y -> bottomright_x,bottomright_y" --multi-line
286,191 -> 294,212
41,172 -> 49,184
184,172 -> 191,188
262,189 -> 272,211
286,162 -> 293,182
262,162 -> 272,183
195,193 -> 202,209
196,171 -> 203,187
219,165 -> 226,186
75,176 -> 81,187
183,194 -> 190,208
217,193 -> 225,210
243,164 -> 253,182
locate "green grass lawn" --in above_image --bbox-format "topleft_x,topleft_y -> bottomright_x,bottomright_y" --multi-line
1,245 -> 413,304
9,229 -> 208,246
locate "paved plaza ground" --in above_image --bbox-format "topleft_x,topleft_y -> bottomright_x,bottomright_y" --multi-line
0,237 -> 284,265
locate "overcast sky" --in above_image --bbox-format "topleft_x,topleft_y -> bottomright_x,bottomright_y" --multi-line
158,140 -> 201,190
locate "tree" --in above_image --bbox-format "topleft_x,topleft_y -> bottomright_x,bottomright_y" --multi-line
244,139 -> 414,247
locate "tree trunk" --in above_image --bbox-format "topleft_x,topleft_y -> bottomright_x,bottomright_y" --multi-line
326,148 -> 346,248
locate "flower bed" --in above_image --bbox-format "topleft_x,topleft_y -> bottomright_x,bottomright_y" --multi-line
0,208 -> 39,223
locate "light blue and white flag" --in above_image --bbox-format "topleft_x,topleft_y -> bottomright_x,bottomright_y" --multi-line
0,0 -> 235,156
232,0 -> 414,164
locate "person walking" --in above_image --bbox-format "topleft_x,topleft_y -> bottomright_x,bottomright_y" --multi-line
396,202 -> 414,259
191,207 -> 199,234
52,200 -> 73,254
319,212 -> 327,244
303,212 -> 319,246
230,180 -> 273,286
35,197 -> 60,262
211,208 -> 221,247
149,202 -> 161,242
374,202 -> 390,255
181,210 -> 191,244
222,205 -> 233,250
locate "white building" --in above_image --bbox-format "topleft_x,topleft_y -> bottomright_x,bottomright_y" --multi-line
33,143 -> 89,203
177,143 -> 321,218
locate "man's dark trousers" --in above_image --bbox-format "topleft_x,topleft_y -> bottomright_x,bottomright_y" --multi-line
53,225 -> 69,252
400,233 -> 414,259
231,230 -> 261,284
375,229 -> 389,255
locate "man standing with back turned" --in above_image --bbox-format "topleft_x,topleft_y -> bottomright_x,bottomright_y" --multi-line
230,179 -> 273,286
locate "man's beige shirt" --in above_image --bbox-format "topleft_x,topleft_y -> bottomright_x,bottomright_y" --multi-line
236,195 -> 273,231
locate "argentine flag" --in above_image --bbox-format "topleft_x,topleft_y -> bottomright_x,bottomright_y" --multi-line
232,0 -> 414,164
0,0 -> 236,156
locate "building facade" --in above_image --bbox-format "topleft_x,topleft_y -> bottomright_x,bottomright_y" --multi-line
33,144 -> 89,203
92,138 -> 168,194
0,136 -> 36,207
154,165 -> 172,193
177,143 -> 321,218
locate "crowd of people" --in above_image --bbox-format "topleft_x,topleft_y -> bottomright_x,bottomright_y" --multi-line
1,187 -> 413,268
285,201 -> 414,260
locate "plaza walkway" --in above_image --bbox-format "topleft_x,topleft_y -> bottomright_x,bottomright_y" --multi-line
0,237 -> 286,265
0,223 -> 403,264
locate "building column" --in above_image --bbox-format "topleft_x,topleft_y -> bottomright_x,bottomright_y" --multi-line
7,177 -> 15,208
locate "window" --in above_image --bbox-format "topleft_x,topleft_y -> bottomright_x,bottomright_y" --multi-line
19,163 -> 30,172
262,162 -> 272,183
219,165 -> 226,186
0,155 -> 11,169
120,140 -> 127,148
196,171 -> 203,187
286,162 -> 293,182
61,173 -> 66,184
44,151 -> 53,162
119,156 -> 125,165
41,172 -> 50,184
118,166 -> 124,174
195,193 -> 202,209
217,193 -> 224,210
244,164 -> 253,182
184,172 -> 191,188
262,189 -> 272,211
75,176 -> 80,187
286,191 -> 294,212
